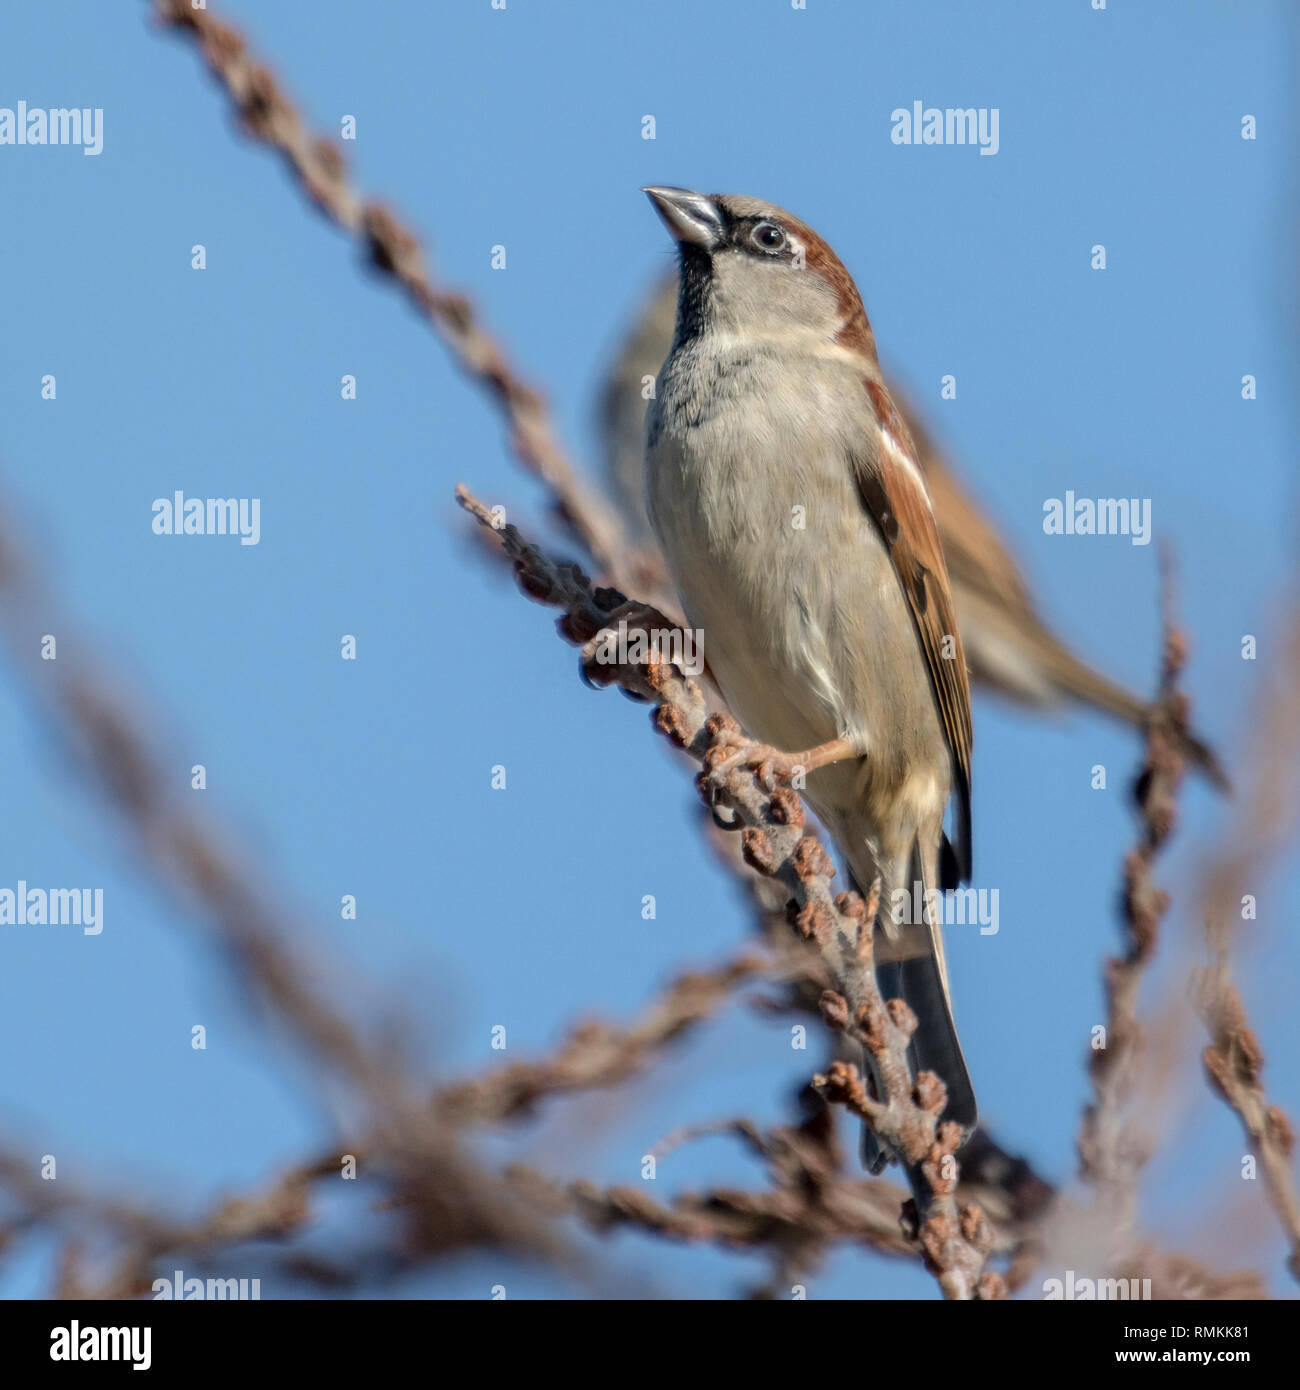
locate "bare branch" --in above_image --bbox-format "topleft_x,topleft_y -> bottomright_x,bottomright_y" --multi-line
456,482 -> 1001,1299
1078,550 -> 1190,1231
1194,610 -> 1300,1281
438,956 -> 764,1126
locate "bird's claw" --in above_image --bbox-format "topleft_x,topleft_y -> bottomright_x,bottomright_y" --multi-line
707,742 -> 804,793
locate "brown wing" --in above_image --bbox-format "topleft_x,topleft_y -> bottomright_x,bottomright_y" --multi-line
854,380 -> 974,881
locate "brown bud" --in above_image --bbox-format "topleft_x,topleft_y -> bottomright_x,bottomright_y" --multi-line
741,828 -> 780,876
819,990 -> 849,1029
790,835 -> 834,883
790,899 -> 831,945
914,1069 -> 947,1115
703,711 -> 740,742
834,890 -> 867,924
959,1203 -> 991,1248
766,787 -> 804,827
654,704 -> 692,748
885,996 -> 918,1038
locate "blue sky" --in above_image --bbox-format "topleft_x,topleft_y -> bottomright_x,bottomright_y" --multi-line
0,1 -> 1295,1299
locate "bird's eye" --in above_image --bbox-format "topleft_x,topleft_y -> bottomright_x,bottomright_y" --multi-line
751,221 -> 787,253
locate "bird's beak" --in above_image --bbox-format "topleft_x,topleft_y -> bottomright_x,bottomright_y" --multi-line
643,186 -> 724,250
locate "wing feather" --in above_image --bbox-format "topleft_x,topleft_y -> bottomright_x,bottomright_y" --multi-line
853,379 -> 973,880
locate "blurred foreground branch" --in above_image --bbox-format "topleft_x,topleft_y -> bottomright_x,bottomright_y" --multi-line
1078,555 -> 1190,1231
1195,612 -> 1300,1282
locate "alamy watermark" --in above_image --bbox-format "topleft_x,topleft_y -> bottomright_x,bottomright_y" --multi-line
1043,1270 -> 1152,1300
152,492 -> 261,546
0,102 -> 102,156
890,101 -> 999,156
890,882 -> 999,936
1042,492 -> 1151,546
50,1322 -> 150,1370
588,618 -> 704,677
152,1270 -> 261,1300
0,882 -> 102,935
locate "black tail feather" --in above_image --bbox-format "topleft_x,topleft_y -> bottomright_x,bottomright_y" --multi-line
891,948 -> 978,1131
851,849 -> 977,1171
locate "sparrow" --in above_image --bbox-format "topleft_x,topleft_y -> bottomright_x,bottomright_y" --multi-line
601,272 -> 1226,788
642,187 -> 977,1168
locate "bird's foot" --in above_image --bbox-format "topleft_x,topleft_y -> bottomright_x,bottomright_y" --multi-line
705,735 -> 858,792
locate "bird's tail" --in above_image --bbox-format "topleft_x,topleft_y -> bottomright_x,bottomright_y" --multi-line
851,838 -> 977,1173
1018,617 -> 1231,792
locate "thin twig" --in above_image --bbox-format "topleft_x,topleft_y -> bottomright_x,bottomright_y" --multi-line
1194,610 -> 1300,1281
1078,549 -> 1189,1233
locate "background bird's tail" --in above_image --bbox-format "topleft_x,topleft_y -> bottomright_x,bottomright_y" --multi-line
1023,621 -> 1230,791
848,837 -> 977,1173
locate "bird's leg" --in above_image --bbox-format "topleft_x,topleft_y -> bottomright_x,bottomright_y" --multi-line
708,735 -> 858,791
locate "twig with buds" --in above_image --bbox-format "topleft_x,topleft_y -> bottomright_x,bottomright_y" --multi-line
1077,557 -> 1190,1232
456,482 -> 1002,1299
435,955 -> 765,1125
1194,612 -> 1300,1282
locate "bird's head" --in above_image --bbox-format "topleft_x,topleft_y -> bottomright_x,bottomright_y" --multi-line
642,186 -> 875,359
